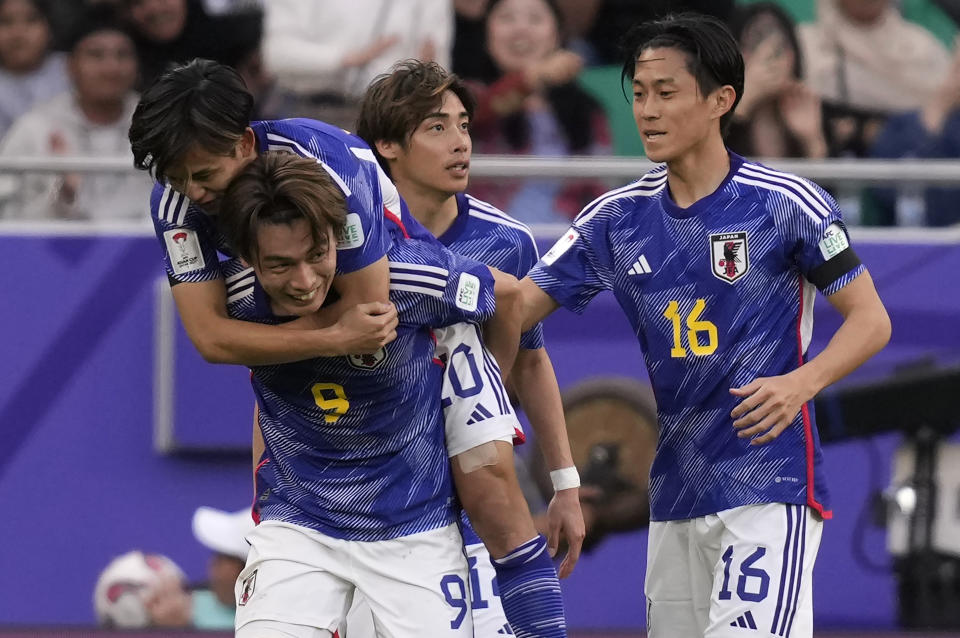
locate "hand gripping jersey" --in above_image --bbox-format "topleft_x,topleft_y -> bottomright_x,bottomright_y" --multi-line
150,118 -> 399,284
225,238 -> 496,541
529,152 -> 864,522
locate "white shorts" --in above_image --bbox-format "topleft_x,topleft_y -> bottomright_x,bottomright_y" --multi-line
235,521 -> 474,637
434,323 -> 523,457
645,503 -> 823,638
340,541 -> 510,637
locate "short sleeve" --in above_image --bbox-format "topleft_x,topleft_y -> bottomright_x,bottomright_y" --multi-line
526,220 -> 611,313
331,157 -> 391,275
389,239 -> 496,328
513,232 -> 545,350
774,179 -> 864,296
150,183 -> 222,284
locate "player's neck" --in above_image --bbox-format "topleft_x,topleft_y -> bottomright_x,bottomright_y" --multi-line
665,134 -> 730,209
75,95 -> 126,126
399,181 -> 459,238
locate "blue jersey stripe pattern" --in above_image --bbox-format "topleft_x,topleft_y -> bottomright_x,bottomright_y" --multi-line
529,152 -> 864,521
225,238 -> 497,541
150,118 -> 393,286
440,193 -> 544,349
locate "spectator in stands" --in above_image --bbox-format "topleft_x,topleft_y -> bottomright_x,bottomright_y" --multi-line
466,0 -> 611,223
0,6 -> 151,220
123,0 -> 262,92
262,0 -> 452,129
799,0 -> 951,155
726,2 -> 829,159
190,506 -> 254,630
870,37 -> 960,226
0,0 -> 68,139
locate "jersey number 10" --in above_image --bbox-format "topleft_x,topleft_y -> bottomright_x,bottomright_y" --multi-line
663,299 -> 718,357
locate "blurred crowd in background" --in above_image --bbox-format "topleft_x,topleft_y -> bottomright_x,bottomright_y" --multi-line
1,0 -> 959,226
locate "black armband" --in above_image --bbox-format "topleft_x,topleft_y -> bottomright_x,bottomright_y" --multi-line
808,247 -> 861,290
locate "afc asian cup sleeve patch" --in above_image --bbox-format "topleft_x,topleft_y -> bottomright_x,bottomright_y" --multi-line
336,212 -> 365,249
455,272 -> 480,312
163,228 -> 206,275
542,228 -> 580,266
818,223 -> 850,261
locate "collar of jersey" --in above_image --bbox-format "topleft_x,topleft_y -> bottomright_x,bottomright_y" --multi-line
659,149 -> 745,220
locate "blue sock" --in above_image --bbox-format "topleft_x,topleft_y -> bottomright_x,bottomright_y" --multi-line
491,535 -> 567,638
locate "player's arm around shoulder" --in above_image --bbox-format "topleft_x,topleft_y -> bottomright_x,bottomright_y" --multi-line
171,278 -> 396,365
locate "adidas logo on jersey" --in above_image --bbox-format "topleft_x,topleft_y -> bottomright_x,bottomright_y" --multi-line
466,403 -> 495,425
729,610 -> 757,629
628,254 -> 653,276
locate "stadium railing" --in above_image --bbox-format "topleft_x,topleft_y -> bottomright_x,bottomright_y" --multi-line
1,155 -> 959,240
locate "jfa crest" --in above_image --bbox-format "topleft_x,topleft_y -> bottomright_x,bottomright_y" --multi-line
347,347 -> 388,370
238,569 -> 257,606
709,232 -> 750,283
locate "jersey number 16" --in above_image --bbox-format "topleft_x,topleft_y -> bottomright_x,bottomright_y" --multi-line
663,299 -> 718,358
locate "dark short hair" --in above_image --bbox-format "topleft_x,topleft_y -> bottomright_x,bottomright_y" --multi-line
620,12 -> 744,133
356,59 -> 476,176
218,151 -> 348,266
64,4 -> 133,53
129,58 -> 254,181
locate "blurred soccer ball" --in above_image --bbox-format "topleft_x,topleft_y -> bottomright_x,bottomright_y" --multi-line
93,551 -> 186,628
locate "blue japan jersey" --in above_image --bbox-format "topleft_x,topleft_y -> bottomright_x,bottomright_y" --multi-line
150,118 -> 396,284
529,153 -> 864,521
439,193 -> 544,350
225,238 -> 496,541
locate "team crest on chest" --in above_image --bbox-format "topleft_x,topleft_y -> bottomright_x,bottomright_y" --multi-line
347,347 -> 388,370
709,232 -> 750,283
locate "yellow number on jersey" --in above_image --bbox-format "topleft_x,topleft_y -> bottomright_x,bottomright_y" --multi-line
311,383 -> 350,424
663,298 -> 718,358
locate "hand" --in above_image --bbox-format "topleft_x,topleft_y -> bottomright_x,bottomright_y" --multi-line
342,34 -> 401,68
528,50 -> 583,89
779,83 -> 827,156
144,576 -> 192,628
740,36 -> 793,115
729,371 -> 816,445
331,301 -> 398,355
545,487 -> 585,579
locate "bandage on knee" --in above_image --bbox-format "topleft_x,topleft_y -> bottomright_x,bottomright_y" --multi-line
456,441 -> 501,474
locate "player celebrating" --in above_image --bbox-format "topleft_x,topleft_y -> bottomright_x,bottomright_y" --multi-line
517,13 -> 890,638
217,151 -> 509,636
354,60 -> 581,637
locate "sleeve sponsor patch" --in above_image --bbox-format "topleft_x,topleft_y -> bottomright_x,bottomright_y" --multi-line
541,228 -> 580,266
337,212 -> 365,249
163,228 -> 206,275
455,272 -> 480,312
818,223 -> 850,261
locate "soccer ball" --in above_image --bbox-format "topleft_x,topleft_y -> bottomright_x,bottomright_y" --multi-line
93,551 -> 186,628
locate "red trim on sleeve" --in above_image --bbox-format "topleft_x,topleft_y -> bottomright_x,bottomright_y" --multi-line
796,276 -> 832,520
385,205 -> 409,238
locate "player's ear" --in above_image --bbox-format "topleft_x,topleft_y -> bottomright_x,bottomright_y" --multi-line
375,139 -> 401,161
238,127 -> 257,159
711,85 -> 737,121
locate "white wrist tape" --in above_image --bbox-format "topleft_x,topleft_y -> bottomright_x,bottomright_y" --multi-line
550,466 -> 581,491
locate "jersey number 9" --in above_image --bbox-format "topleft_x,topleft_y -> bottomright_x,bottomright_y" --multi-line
311,383 -> 350,423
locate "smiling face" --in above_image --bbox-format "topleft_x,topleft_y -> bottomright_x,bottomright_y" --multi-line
0,0 -> 50,73
253,218 -> 337,317
486,0 -> 559,73
167,128 -> 257,213
378,90 -> 471,198
632,47 -> 730,164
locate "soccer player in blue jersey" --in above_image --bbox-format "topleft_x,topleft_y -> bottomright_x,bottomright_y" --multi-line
353,60 -> 582,638
216,151 -> 501,636
516,13 -> 891,638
